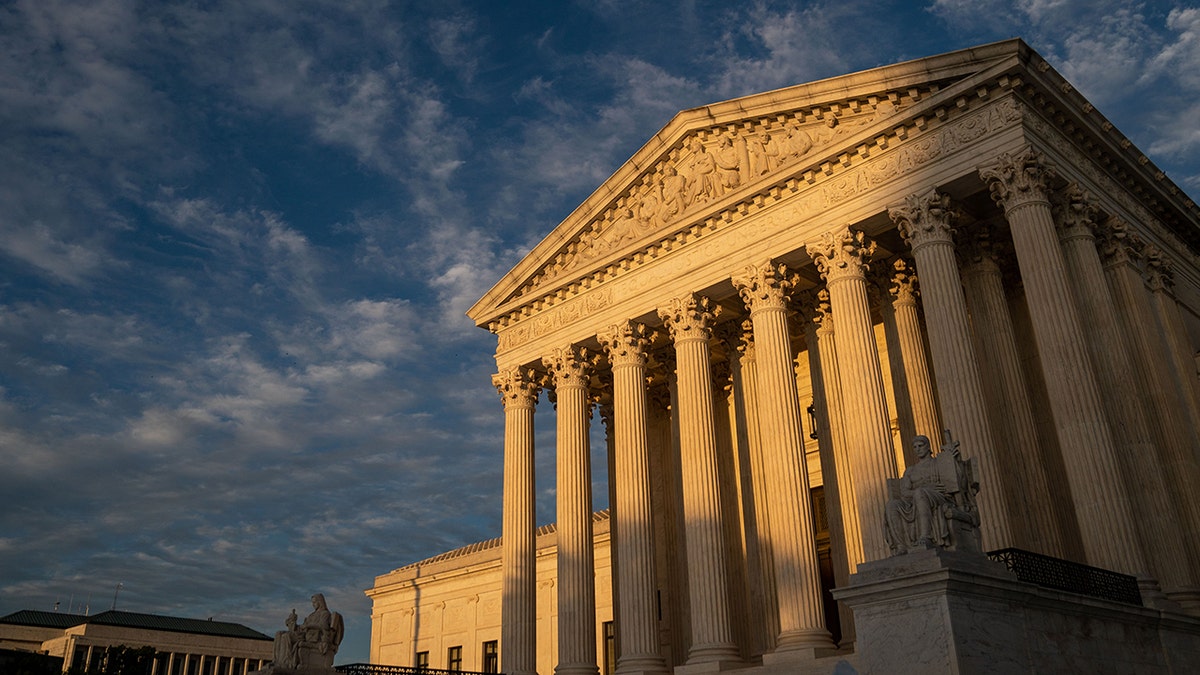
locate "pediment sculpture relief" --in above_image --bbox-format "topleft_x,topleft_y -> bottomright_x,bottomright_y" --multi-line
525,99 -> 903,295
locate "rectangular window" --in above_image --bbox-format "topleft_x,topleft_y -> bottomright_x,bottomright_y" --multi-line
415,651 -> 429,670
447,645 -> 463,672
603,621 -> 616,675
481,640 -> 498,674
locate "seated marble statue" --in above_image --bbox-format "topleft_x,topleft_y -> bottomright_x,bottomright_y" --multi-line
272,593 -> 344,672
884,430 -> 981,555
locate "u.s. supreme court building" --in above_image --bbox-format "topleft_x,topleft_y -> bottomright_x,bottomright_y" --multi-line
367,39 -> 1200,674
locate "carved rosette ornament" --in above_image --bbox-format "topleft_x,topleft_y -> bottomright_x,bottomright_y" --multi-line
889,188 -> 957,252
1052,183 -> 1099,242
978,146 -> 1056,212
732,262 -> 795,313
657,294 -> 718,343
492,367 -> 541,410
598,320 -> 650,369
807,227 -> 876,286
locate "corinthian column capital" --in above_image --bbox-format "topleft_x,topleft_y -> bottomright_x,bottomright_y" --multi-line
731,261 -> 795,312
1096,216 -> 1143,269
889,188 -> 957,250
493,367 -> 542,409
542,346 -> 594,389
1052,183 -> 1100,241
1144,247 -> 1174,293
888,258 -> 920,307
658,294 -> 718,343
807,227 -> 876,285
979,146 -> 1056,211
598,320 -> 650,368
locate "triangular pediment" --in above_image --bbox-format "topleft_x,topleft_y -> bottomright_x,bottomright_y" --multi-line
468,40 -> 1031,327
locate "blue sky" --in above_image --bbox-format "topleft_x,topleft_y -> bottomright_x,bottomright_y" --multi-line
1,0 -> 1197,665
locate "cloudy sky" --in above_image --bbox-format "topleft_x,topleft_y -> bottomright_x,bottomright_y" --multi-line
1,0 -> 1197,664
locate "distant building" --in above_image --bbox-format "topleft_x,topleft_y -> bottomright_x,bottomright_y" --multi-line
368,511 -> 614,675
0,609 -> 273,674
373,38 -> 1200,673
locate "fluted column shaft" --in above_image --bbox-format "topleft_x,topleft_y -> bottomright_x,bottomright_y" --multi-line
1050,195 -> 1194,591
1146,253 -> 1200,439
958,231 -> 1064,557
734,326 -> 780,652
658,295 -> 740,664
808,229 -> 897,563
494,368 -> 541,675
599,323 -> 669,675
889,189 -> 1011,550
980,149 -> 1143,575
544,347 -> 599,675
733,264 -> 833,651
887,260 -> 942,448
812,294 -> 863,573
1100,222 -> 1200,586
799,293 -> 855,645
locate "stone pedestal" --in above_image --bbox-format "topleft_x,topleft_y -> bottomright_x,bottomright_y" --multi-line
834,550 -> 1023,675
834,548 -> 1200,674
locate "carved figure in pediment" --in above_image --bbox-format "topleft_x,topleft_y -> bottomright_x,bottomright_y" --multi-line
684,137 -> 717,206
715,135 -> 741,195
659,165 -> 688,222
748,130 -> 779,176
636,188 -> 661,228
779,123 -> 813,162
815,116 -> 840,146
604,207 -> 640,251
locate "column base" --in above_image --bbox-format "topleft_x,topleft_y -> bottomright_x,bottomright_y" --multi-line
616,655 -> 671,675
555,663 -> 600,675
673,658 -> 745,675
774,627 -> 836,651
1164,586 -> 1200,615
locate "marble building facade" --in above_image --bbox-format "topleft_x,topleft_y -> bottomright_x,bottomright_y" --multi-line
372,39 -> 1200,673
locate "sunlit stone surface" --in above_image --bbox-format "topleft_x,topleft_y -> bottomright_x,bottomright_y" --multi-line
370,39 -> 1200,673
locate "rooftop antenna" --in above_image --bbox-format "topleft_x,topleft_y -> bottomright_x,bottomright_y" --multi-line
111,582 -> 123,611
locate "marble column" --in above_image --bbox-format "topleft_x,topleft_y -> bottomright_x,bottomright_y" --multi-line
1146,250 -> 1200,438
730,323 -> 780,654
979,148 -> 1144,576
797,290 -> 855,645
957,226 -> 1064,558
598,322 -> 670,675
885,258 -> 942,452
888,188 -> 1011,551
807,228 -> 897,563
810,290 -> 863,573
1098,220 -> 1200,598
657,294 -> 741,665
494,367 -> 541,675
732,263 -> 834,651
1051,188 -> 1196,595
543,346 -> 599,675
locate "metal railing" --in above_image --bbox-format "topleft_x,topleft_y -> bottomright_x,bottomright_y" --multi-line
336,665 -> 498,675
987,547 -> 1142,606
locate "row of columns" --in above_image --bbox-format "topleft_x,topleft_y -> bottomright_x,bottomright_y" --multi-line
495,144 -> 1200,674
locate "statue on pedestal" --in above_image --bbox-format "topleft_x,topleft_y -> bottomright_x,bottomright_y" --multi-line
264,593 -> 344,674
884,430 -> 981,555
